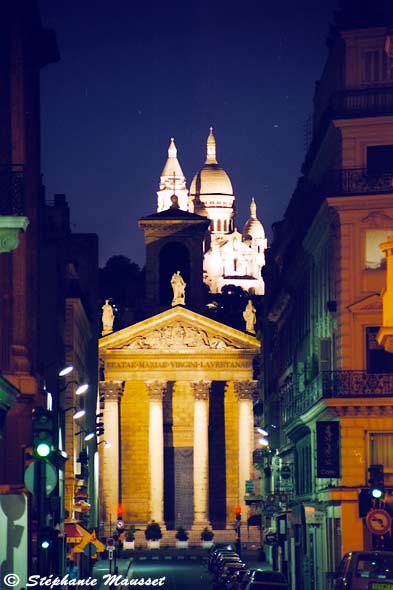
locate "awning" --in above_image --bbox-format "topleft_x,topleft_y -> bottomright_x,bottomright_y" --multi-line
64,523 -> 89,544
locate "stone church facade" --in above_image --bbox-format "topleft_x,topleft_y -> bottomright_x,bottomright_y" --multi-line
99,306 -> 259,533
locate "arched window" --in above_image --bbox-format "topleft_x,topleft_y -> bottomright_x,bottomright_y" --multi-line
224,219 -> 228,232
234,259 -> 237,272
217,219 -> 221,232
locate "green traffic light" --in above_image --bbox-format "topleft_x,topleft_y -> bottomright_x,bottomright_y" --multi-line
371,488 -> 384,499
36,442 -> 51,458
41,540 -> 50,549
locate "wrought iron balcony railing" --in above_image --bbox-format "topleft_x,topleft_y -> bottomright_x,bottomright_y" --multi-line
282,370 -> 393,424
321,167 -> 393,197
0,164 -> 25,215
330,86 -> 393,119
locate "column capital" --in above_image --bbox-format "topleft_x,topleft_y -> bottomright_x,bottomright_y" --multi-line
99,380 -> 124,401
191,380 -> 211,400
234,380 -> 258,400
146,380 -> 166,401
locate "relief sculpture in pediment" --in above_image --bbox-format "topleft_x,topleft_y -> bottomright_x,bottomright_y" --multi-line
125,321 -> 239,350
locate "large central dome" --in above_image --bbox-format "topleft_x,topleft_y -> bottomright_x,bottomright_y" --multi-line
189,128 -> 234,199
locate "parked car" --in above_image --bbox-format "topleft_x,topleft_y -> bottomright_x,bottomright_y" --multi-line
226,569 -> 258,590
214,556 -> 243,577
334,551 -> 393,590
209,548 -> 237,570
211,551 -> 241,572
217,562 -> 246,585
244,570 -> 288,589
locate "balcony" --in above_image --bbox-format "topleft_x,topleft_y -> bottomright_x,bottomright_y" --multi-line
0,165 -> 28,252
303,85 -> 393,175
321,167 -> 393,197
331,86 -> 393,119
283,371 -> 393,424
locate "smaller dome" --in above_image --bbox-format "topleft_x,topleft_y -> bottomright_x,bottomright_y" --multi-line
242,197 -> 265,240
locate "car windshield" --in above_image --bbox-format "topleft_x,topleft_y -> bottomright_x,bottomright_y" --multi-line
355,554 -> 393,579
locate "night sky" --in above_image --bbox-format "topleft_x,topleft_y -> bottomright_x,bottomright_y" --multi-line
38,0 -> 338,267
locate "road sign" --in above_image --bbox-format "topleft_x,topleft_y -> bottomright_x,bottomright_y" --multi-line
24,461 -> 57,495
366,508 -> 391,535
108,547 -> 114,560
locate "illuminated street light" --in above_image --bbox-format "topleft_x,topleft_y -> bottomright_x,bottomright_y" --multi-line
257,427 -> 268,436
73,409 -> 86,420
76,383 -> 88,395
258,437 -> 269,447
84,432 -> 95,442
58,366 -> 73,377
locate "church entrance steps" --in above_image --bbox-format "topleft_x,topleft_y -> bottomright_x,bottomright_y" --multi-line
129,526 -> 260,548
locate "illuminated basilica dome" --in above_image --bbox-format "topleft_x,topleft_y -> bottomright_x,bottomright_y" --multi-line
155,129 -> 267,295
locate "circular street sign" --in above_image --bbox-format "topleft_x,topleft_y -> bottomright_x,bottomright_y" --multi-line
366,509 -> 391,535
24,461 -> 57,495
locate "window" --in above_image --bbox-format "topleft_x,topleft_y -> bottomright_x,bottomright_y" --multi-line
366,327 -> 393,373
363,49 -> 392,83
370,433 -> 393,472
224,219 -> 228,232
367,145 -> 393,173
365,229 -> 392,269
295,436 -> 312,496
217,219 -> 221,232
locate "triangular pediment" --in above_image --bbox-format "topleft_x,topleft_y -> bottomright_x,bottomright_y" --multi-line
99,306 -> 259,353
348,293 -> 381,313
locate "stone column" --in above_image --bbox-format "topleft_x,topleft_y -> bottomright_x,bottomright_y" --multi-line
191,381 -> 211,528
234,381 -> 257,518
99,380 -> 124,526
146,380 -> 166,524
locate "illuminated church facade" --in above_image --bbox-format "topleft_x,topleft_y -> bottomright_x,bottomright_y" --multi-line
157,129 -> 267,295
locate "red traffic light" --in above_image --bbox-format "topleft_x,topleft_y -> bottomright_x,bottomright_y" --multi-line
235,504 -> 241,520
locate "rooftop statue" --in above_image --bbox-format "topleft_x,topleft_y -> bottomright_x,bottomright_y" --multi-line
102,299 -> 114,335
243,299 -> 256,334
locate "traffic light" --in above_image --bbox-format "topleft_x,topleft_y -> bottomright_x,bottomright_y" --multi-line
96,413 -> 104,437
358,488 -> 373,517
33,408 -> 54,459
368,464 -> 384,499
235,505 -> 241,522
40,526 -> 56,550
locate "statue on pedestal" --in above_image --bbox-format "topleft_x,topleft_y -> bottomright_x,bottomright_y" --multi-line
243,299 -> 256,334
102,299 -> 114,334
171,271 -> 186,306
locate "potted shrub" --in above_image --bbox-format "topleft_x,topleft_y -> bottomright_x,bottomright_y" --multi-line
123,525 -> 136,550
201,527 -> 214,549
145,521 -> 162,549
175,526 -> 189,549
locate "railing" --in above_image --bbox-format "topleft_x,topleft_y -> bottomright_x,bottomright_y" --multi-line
283,371 -> 393,424
322,370 -> 393,398
303,85 -> 393,175
0,164 -> 25,215
321,167 -> 393,196
331,86 -> 393,118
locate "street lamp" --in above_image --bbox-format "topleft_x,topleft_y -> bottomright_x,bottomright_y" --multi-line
63,407 -> 86,420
